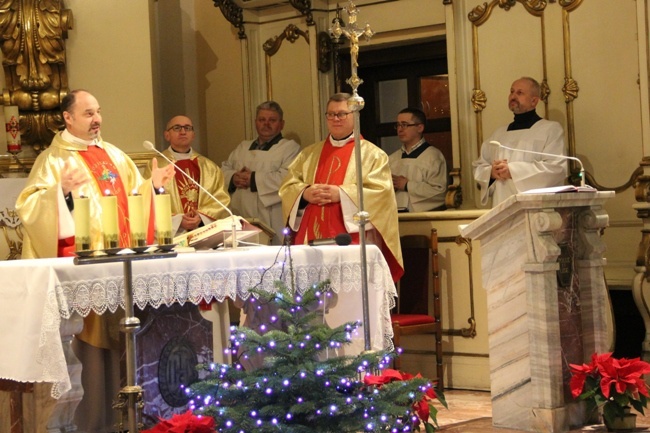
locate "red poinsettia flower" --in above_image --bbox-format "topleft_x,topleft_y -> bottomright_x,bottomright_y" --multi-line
569,357 -> 598,398
364,368 -> 440,426
363,368 -> 406,386
413,398 -> 430,421
424,385 -> 438,401
142,410 -> 216,433
596,355 -> 650,400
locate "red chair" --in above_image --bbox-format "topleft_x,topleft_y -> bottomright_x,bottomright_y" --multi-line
391,229 -> 444,391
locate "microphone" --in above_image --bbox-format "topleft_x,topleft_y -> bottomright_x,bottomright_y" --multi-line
489,140 -> 585,187
308,233 -> 353,247
143,140 -> 239,248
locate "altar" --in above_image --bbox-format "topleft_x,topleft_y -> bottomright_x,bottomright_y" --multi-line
0,244 -> 396,432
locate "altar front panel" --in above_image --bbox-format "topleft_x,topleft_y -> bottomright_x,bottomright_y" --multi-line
0,244 -> 396,399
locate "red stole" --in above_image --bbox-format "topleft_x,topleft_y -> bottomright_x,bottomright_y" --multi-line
294,137 -> 358,245
78,145 -> 132,248
174,158 -> 200,215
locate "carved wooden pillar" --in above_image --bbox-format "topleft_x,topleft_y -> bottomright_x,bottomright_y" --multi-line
0,0 -> 73,152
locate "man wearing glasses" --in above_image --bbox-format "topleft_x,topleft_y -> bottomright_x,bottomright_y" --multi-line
388,107 -> 447,212
222,101 -> 300,245
280,92 -> 403,282
146,115 -> 230,235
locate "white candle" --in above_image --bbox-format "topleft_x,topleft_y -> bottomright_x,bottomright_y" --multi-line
73,196 -> 90,251
154,192 -> 173,245
101,193 -> 119,249
4,105 -> 20,154
128,193 -> 146,247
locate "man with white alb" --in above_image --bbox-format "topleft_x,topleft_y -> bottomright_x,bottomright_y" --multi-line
472,76 -> 567,206
222,101 -> 300,245
388,107 -> 447,212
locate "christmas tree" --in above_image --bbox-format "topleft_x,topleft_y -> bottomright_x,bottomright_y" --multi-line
188,279 -> 446,432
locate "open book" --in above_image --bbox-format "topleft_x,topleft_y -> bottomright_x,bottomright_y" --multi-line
522,185 -> 597,194
173,216 -> 261,249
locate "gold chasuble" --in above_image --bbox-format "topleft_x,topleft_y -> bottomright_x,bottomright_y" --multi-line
17,131 -> 157,349
281,137 -> 404,282
144,148 -> 230,221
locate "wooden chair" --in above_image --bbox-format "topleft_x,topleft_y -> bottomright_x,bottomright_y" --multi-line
0,379 -> 34,433
391,229 -> 444,391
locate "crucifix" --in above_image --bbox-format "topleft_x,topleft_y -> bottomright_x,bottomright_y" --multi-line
330,1 -> 375,351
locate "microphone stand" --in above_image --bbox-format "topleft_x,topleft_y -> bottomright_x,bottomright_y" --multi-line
489,140 -> 586,187
144,142 -> 238,248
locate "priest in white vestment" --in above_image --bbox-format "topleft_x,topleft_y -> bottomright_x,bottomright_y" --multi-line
280,93 -> 403,282
473,77 -> 567,206
16,90 -> 174,432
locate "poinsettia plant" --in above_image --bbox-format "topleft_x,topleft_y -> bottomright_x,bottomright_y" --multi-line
141,410 -> 216,433
364,368 -> 447,432
569,352 -> 650,426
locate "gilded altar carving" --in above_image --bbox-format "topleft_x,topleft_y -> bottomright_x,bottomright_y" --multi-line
0,0 -> 73,151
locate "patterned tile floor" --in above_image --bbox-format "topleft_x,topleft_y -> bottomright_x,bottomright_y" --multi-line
434,390 -> 650,432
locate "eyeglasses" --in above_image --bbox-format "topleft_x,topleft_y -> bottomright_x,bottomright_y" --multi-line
394,122 -> 421,130
325,112 -> 352,120
167,125 -> 194,132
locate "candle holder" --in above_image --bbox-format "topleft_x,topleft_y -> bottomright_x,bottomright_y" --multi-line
74,250 -> 178,433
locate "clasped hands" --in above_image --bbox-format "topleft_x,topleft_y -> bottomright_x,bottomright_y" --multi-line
233,166 -> 252,189
304,184 -> 341,206
491,159 -> 511,181
180,209 -> 201,231
392,174 -> 408,191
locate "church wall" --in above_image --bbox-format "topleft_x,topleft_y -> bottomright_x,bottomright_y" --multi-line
193,1 -> 247,165
63,0 -> 158,153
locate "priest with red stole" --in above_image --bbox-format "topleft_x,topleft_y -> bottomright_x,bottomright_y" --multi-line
144,114 -> 231,237
280,92 -> 403,282
15,89 -> 174,431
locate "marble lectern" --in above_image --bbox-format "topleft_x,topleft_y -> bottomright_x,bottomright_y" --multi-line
460,191 -> 614,433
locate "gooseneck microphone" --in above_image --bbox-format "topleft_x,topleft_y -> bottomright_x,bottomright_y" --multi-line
489,140 -> 585,187
308,233 -> 353,247
143,140 -> 239,248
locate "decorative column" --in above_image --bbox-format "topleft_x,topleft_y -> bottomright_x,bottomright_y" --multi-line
632,157 -> 650,364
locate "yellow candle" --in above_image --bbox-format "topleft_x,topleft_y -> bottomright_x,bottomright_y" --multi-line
73,196 -> 90,251
101,193 -> 119,249
154,193 -> 173,245
128,193 -> 146,247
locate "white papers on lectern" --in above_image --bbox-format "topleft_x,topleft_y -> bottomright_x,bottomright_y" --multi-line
173,216 -> 261,249
522,185 -> 597,194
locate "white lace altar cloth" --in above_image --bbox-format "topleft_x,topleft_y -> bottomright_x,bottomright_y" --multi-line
0,245 -> 396,399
